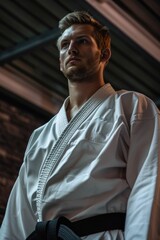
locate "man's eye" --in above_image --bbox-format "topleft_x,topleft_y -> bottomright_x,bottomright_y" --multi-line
61,42 -> 69,49
78,38 -> 88,44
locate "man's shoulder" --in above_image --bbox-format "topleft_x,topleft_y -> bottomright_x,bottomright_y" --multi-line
115,88 -> 159,118
116,89 -> 154,106
116,88 -> 146,99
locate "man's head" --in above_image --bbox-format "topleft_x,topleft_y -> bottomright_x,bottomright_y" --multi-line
57,11 -> 111,82
57,11 -> 111,58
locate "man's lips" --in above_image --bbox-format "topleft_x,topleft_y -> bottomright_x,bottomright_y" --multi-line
67,57 -> 80,65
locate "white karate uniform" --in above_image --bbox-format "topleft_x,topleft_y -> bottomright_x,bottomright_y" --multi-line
0,84 -> 160,240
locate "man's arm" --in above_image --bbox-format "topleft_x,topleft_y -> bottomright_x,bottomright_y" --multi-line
125,98 -> 160,239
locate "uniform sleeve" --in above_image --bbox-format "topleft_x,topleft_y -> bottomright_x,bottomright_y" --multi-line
124,96 -> 160,239
0,133 -> 37,240
0,165 -> 37,240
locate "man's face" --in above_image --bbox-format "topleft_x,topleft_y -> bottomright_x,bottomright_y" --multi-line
58,24 -> 102,82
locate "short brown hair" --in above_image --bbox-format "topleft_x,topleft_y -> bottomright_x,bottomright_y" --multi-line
57,11 -> 111,53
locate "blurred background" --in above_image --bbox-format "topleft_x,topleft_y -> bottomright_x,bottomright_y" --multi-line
0,0 -> 160,224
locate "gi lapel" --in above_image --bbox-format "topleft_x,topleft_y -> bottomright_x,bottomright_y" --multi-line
36,84 -> 116,221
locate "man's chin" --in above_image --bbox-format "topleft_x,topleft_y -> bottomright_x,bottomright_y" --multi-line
67,76 -> 83,82
65,70 -> 85,82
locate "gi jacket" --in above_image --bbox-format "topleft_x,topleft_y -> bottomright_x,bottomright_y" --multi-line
1,84 -> 160,240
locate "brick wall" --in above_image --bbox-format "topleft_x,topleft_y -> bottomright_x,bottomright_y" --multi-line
0,89 -> 52,224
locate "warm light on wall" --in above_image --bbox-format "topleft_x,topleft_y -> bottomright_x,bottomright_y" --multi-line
0,66 -> 63,114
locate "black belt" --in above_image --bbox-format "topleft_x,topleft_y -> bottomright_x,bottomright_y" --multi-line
26,212 -> 126,240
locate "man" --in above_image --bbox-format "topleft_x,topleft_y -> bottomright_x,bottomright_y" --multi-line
0,11 -> 160,240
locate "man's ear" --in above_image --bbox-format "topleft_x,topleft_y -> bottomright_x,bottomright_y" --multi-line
100,48 -> 111,63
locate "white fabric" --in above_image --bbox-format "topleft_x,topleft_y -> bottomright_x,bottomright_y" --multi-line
0,84 -> 160,240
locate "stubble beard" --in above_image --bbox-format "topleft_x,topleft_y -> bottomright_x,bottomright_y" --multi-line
63,53 -> 101,83
64,67 -> 89,83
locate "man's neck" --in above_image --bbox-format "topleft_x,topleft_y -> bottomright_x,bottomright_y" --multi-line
67,80 -> 105,120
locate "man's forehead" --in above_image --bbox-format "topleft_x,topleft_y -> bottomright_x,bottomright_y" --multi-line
61,24 -> 95,40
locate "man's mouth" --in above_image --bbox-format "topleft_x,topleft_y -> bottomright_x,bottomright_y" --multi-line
67,57 -> 80,65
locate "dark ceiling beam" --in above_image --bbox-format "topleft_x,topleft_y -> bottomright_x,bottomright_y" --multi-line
86,0 -> 160,62
0,27 -> 60,65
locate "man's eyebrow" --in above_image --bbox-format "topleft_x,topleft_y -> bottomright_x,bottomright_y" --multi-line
76,35 -> 91,39
58,34 -> 92,48
62,34 -> 91,41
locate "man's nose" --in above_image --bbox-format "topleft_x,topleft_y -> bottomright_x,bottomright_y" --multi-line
68,40 -> 78,55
